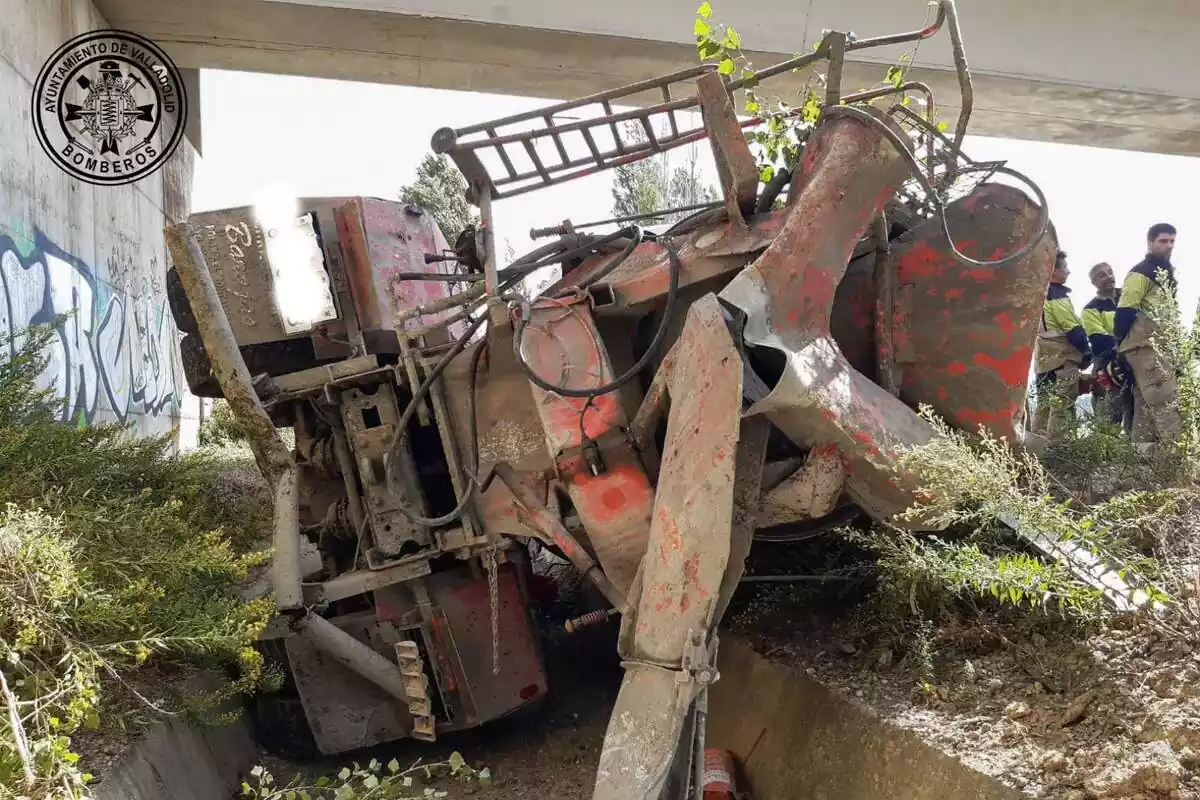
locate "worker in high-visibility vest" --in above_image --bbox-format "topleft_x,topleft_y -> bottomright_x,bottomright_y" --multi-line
1032,250 -> 1092,436
1082,262 -> 1133,433
1114,223 -> 1182,446
1032,251 -> 1099,434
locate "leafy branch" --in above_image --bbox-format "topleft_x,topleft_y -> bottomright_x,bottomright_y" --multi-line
241,753 -> 488,800
692,2 -> 943,183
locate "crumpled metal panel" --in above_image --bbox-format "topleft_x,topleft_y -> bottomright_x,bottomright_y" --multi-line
885,183 -> 1057,441
287,616 -> 412,755
593,294 -> 744,800
759,443 -> 845,526
718,113 -> 936,524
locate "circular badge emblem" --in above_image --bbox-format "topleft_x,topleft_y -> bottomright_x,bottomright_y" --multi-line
32,30 -> 188,186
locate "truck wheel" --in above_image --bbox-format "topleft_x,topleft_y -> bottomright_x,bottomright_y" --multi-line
246,690 -> 319,760
166,267 -> 200,336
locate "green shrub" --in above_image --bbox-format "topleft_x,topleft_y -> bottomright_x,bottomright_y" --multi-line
842,408 -> 1144,627
847,286 -> 1200,649
199,399 -> 247,447
0,324 -> 273,798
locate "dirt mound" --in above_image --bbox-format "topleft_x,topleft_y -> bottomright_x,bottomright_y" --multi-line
733,585 -> 1200,799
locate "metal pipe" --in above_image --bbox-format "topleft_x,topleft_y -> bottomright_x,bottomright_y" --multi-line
329,419 -> 367,541
396,283 -> 486,323
164,223 -> 305,614
163,224 -> 293,486
824,33 -> 847,108
845,0 -> 949,52
294,613 -> 411,704
841,81 -> 935,120
492,462 -> 626,610
480,185 -> 499,298
397,323 -> 431,425
941,0 -> 975,150
272,467 -> 304,611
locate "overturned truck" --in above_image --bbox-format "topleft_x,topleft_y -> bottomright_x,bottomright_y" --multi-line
164,2 -> 1064,796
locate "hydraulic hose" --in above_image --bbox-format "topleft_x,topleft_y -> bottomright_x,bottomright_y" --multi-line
512,236 -> 683,399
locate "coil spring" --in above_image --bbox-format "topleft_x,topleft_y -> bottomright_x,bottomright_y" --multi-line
564,608 -> 616,633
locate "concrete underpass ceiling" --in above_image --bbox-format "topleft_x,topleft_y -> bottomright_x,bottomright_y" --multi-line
94,0 -> 1200,158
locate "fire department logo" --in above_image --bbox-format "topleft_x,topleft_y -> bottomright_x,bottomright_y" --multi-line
32,30 -> 187,186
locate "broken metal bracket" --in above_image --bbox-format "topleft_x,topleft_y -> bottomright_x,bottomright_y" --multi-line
395,640 -> 437,742
696,72 -> 758,229
676,629 -> 720,687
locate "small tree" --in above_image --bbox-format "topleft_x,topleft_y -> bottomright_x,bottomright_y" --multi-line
399,154 -> 479,242
610,122 -> 718,224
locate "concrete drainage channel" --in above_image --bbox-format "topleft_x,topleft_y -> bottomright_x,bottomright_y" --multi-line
90,714 -> 257,800
90,637 -> 1016,800
707,637 -> 1020,800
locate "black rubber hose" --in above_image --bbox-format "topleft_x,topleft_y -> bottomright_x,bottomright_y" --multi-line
384,313 -> 487,527
381,227 -> 649,526
466,337 -> 486,477
662,205 -> 726,238
512,237 -> 683,399
511,227 -> 638,281
755,167 -> 792,214
569,226 -> 644,292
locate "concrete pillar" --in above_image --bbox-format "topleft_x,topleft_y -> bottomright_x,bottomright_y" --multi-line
0,0 -> 199,447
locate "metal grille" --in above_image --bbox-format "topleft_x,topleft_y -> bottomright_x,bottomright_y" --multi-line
431,65 -> 720,201
886,103 -> 1005,224
432,1 -> 968,204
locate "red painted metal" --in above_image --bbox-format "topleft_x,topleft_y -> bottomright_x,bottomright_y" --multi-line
884,183 -> 1056,440
335,197 -> 470,341
718,112 -> 936,523
426,560 -> 548,727
520,293 -> 655,595
702,749 -> 738,799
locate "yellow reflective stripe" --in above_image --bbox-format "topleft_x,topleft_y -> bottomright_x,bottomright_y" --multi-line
1119,272 -> 1152,310
1081,307 -> 1114,336
1043,297 -> 1081,332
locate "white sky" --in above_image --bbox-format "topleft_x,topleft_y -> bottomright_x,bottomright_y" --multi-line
192,69 -> 1200,317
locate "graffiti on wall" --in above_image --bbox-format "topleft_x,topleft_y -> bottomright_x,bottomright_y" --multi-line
0,230 -> 182,425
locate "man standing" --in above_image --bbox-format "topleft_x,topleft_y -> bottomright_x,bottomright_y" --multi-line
1033,250 -> 1091,435
1082,262 -> 1133,432
1114,223 -> 1182,446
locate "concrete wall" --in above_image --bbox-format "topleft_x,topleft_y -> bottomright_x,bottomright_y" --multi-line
0,0 -> 199,445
